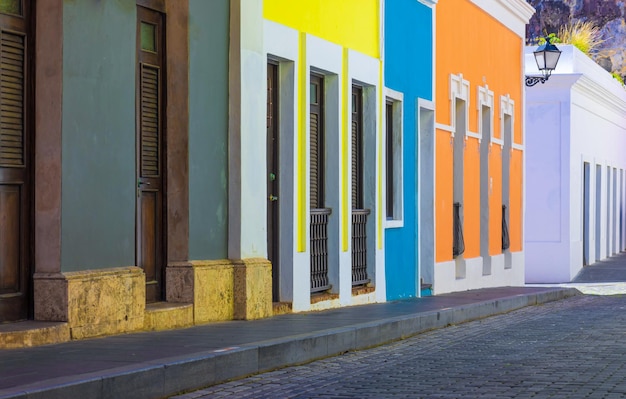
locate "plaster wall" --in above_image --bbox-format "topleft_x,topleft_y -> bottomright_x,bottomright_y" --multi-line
263,0 -> 379,58
434,0 -> 529,293
383,0 -> 433,300
229,0 -> 267,260
61,0 -> 136,271
188,0 -> 229,260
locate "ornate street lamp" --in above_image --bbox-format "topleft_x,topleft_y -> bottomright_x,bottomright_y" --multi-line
525,40 -> 562,87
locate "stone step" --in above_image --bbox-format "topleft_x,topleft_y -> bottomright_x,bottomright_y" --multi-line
0,321 -> 69,349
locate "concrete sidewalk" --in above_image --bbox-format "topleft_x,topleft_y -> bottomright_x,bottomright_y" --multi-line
0,286 -> 579,399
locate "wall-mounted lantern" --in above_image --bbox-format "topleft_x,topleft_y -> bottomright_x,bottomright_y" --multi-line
525,40 -> 562,87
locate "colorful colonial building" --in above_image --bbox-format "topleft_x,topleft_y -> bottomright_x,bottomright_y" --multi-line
1,0 -> 543,347
1,0 -> 274,347
525,45 -> 626,283
383,0 -> 436,299
263,0 -> 387,311
432,0 -> 534,294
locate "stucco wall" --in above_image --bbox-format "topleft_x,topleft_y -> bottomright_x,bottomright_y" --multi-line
188,0 -> 229,260
61,0 -> 135,271
433,0 -> 531,293
525,45 -> 626,283
383,0 -> 433,299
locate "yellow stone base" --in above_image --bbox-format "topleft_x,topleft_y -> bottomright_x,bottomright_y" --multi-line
184,259 -> 273,323
273,302 -> 292,316
234,258 -> 272,320
0,321 -> 70,349
11,258 -> 273,348
144,302 -> 193,331
65,267 -> 145,339
191,260 -> 235,323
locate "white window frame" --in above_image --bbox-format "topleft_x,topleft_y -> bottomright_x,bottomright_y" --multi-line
384,88 -> 404,228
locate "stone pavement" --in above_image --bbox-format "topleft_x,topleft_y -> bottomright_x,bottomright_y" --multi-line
529,253 -> 626,296
175,294 -> 626,399
3,252 -> 626,399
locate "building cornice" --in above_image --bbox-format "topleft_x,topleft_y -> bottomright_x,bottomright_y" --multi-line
417,0 -> 438,6
471,0 -> 535,37
573,75 -> 626,117
496,0 -> 535,24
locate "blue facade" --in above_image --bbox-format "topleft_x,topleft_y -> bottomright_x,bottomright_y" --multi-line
384,0 -> 433,300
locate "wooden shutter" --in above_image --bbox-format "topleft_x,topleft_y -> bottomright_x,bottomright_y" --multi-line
140,63 -> 160,177
310,110 -> 319,208
351,85 -> 363,209
0,30 -> 24,167
310,74 -> 324,209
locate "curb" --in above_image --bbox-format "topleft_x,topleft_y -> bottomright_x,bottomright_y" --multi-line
0,288 -> 580,399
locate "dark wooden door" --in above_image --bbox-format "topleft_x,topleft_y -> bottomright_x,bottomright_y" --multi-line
0,0 -> 32,322
267,62 -> 280,302
136,5 -> 165,303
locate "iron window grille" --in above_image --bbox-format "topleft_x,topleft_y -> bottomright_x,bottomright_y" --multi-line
502,204 -> 510,250
453,202 -> 465,257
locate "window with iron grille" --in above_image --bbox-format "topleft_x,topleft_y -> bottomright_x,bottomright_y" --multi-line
309,73 -> 331,293
453,202 -> 465,257
502,204 -> 510,250
351,84 -> 369,286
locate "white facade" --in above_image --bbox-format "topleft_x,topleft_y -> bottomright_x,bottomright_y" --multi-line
525,45 -> 626,283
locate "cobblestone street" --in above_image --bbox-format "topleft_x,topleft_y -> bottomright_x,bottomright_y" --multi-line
173,294 -> 626,399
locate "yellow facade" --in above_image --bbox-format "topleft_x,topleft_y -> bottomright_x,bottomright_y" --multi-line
264,0 -> 380,58
264,0 -> 382,252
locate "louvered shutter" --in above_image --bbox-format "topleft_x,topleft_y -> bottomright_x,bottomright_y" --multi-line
310,74 -> 324,210
351,116 -> 358,209
351,86 -> 362,210
310,110 -> 319,208
140,63 -> 159,177
0,31 -> 24,167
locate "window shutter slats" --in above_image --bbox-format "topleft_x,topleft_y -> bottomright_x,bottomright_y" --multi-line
351,118 -> 358,209
140,63 -> 160,177
0,30 -> 24,167
309,74 -> 324,210
310,111 -> 319,208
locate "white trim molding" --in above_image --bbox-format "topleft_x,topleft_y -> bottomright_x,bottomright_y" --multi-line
449,73 -> 470,138
470,0 -> 535,37
477,84 -> 494,143
384,87 -> 405,229
498,93 -> 516,148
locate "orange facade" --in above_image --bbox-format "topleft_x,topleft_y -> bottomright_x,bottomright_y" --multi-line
435,0 -> 524,263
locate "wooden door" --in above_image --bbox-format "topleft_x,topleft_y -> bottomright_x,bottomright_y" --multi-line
137,5 -> 165,303
267,62 -> 279,302
0,0 -> 32,322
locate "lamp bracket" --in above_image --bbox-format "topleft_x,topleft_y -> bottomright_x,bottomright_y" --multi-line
525,75 -> 548,87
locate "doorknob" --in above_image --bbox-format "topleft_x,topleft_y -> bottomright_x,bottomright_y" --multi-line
269,195 -> 278,201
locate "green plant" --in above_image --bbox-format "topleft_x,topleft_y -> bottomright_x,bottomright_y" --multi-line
558,21 -> 604,56
611,72 -> 625,86
537,33 -> 561,45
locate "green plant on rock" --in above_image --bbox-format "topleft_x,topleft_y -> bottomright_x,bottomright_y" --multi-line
558,21 -> 604,56
537,33 -> 561,45
611,72 -> 625,87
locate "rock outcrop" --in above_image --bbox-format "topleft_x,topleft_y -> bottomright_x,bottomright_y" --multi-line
526,0 -> 626,79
